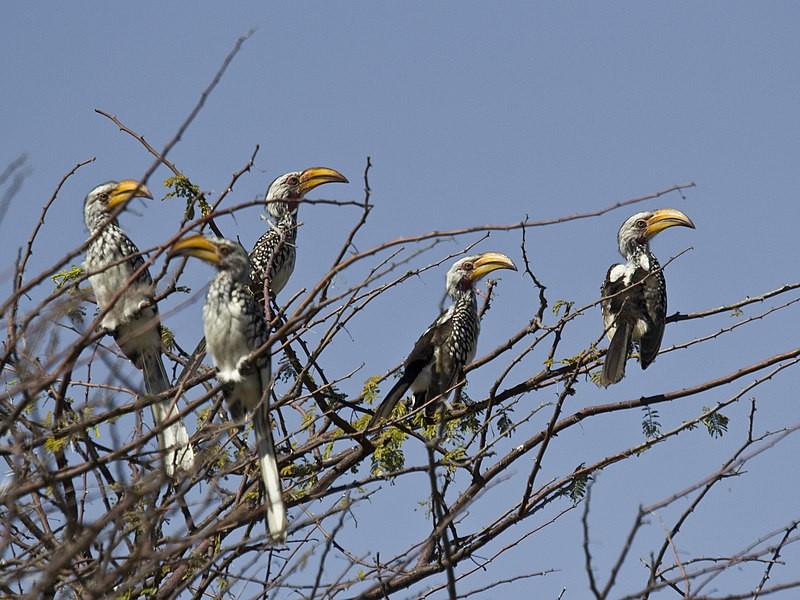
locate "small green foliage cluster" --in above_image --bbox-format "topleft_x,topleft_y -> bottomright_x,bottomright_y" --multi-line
300,405 -> 317,430
562,465 -> 589,504
589,370 -> 604,387
496,410 -> 514,436
159,325 -> 176,353
51,265 -> 88,323
371,418 -> 407,477
277,362 -> 297,383
284,459 -> 319,500
361,375 -> 381,406
552,299 -> 574,317
43,403 -> 98,454
684,407 -> 729,439
51,265 -> 84,290
701,408 -> 729,438
441,446 -> 466,475
641,406 -> 661,439
163,174 -> 210,221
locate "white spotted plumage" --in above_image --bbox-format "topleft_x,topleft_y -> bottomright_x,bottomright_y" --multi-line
83,180 -> 194,476
176,236 -> 286,544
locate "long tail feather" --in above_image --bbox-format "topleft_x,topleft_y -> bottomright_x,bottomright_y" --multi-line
602,321 -> 632,387
367,368 -> 419,430
254,403 -> 286,544
141,348 -> 195,476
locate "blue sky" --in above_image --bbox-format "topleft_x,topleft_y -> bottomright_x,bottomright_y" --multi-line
3,3 -> 800,598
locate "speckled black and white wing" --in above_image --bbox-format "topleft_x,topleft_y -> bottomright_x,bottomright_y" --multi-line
368,313 -> 440,426
637,253 -> 667,368
601,263 -> 636,386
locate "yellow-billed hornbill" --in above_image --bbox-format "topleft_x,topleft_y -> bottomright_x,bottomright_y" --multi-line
600,208 -> 695,386
369,252 -> 517,428
169,235 -> 286,543
83,180 -> 195,476
249,167 -> 348,302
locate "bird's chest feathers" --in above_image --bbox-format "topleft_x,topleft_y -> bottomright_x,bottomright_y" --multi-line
204,282 -> 260,382
633,251 -> 651,272
445,308 -> 479,363
434,301 -> 479,373
610,254 -> 650,288
606,256 -> 661,342
85,232 -> 154,331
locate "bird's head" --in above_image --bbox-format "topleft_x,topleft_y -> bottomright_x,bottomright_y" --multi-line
266,167 -> 348,217
617,208 -> 695,257
446,252 -> 518,294
169,235 -> 251,279
84,179 -> 153,225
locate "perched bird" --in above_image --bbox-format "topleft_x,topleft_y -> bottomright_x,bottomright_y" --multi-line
369,252 -> 517,428
83,180 -> 195,476
169,235 -> 286,543
600,208 -> 695,386
175,168 -> 347,388
249,167 -> 348,302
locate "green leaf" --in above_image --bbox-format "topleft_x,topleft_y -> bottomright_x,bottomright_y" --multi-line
642,406 -> 661,439
552,299 -> 574,317
163,174 -> 210,221
701,407 -> 729,439
361,375 -> 381,405
51,264 -> 84,291
160,325 -> 176,352
562,464 -> 589,504
497,411 -> 514,436
371,425 -> 407,477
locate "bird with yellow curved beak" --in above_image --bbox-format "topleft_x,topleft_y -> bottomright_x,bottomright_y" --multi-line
84,180 -> 194,476
169,234 -> 286,544
369,252 -> 517,427
249,167 -> 348,302
601,208 -> 696,386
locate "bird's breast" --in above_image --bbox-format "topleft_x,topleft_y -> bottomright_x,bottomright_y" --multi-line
85,236 -> 155,332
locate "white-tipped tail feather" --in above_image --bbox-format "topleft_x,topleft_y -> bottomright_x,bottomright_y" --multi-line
255,403 -> 286,543
140,348 -> 195,477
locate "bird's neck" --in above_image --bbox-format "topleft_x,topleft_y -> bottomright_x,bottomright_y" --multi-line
451,287 -> 477,314
275,207 -> 297,229
212,270 -> 236,298
215,266 -> 251,292
86,208 -> 119,234
267,206 -> 297,243
626,243 -> 658,272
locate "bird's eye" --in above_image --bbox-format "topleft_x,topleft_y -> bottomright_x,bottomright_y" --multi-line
219,246 -> 231,256
462,261 -> 474,271
635,219 -> 647,229
99,192 -> 109,203
287,176 -> 300,187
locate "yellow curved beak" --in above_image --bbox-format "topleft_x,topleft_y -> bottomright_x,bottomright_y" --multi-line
471,252 -> 518,281
645,208 -> 696,239
107,179 -> 153,209
169,234 -> 221,265
297,167 -> 349,196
